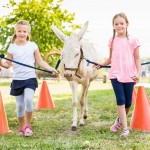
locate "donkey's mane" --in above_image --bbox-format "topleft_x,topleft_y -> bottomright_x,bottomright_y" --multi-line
80,39 -> 98,60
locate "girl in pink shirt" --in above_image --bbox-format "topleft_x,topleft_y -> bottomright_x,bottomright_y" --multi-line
97,13 -> 141,137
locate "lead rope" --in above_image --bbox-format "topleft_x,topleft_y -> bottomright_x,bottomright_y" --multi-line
0,54 -> 53,74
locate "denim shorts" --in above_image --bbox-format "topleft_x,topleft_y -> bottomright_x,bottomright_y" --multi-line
10,78 -> 38,96
111,79 -> 134,108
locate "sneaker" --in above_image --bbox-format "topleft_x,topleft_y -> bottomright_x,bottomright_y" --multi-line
24,125 -> 33,137
18,129 -> 25,136
120,128 -> 130,137
110,118 -> 122,133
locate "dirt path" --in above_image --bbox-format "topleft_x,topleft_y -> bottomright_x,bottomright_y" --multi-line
0,79 -> 112,99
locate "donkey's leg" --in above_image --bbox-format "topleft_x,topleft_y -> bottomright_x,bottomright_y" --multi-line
79,84 -> 88,126
84,83 -> 90,119
83,89 -> 88,119
70,81 -> 78,131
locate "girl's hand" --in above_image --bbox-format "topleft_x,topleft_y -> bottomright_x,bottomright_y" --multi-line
93,64 -> 101,70
51,69 -> 58,76
131,73 -> 140,83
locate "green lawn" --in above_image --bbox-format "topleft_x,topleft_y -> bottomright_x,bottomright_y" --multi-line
0,81 -> 150,150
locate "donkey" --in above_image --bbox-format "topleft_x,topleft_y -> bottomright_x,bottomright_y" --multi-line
52,22 -> 99,131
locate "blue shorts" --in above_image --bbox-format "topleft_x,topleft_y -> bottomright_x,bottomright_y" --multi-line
10,78 -> 38,96
111,79 -> 134,108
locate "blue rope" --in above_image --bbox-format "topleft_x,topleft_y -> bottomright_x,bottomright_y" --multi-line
0,54 -> 52,74
55,59 -> 61,70
86,59 -> 150,68
141,62 -> 150,65
86,59 -> 111,68
1,53 -> 150,72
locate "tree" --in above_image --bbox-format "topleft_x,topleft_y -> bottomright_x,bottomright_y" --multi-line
0,0 -> 80,67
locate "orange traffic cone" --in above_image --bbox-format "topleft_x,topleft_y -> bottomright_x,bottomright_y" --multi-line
132,89 -> 137,104
130,86 -> 150,131
146,94 -> 150,106
0,92 -> 13,134
35,80 -> 55,110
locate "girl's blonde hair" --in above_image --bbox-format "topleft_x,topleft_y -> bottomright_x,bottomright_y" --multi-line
111,13 -> 129,49
11,20 -> 31,43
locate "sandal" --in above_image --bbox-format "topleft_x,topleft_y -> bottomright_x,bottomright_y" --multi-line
24,125 -> 33,137
18,129 -> 25,136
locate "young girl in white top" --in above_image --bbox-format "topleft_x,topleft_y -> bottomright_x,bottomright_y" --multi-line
0,20 -> 58,136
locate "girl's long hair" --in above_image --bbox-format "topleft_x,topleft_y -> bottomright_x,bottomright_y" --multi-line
11,20 -> 31,43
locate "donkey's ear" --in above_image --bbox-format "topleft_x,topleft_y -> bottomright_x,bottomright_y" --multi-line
77,21 -> 89,41
52,25 -> 67,42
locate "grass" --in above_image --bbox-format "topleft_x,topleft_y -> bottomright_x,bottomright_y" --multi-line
0,80 -> 150,150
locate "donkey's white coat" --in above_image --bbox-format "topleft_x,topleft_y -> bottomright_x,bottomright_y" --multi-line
52,22 -> 99,130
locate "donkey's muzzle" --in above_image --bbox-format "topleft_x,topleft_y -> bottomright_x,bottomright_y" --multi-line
64,71 -> 74,81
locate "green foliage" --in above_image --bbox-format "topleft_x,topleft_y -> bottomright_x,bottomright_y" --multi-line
0,0 -> 80,67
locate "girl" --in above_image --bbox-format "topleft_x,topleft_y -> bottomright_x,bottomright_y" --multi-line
0,20 -> 58,136
96,13 -> 141,137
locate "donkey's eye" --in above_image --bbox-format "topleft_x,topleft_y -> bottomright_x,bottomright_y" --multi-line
75,53 -> 79,57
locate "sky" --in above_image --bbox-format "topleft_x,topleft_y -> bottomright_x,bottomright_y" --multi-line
0,0 -> 150,59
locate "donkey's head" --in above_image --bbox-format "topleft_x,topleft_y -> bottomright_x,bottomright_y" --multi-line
52,22 -> 89,81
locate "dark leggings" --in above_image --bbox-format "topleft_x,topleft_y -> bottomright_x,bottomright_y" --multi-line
111,79 -> 134,108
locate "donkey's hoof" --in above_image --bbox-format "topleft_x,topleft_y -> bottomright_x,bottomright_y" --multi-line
84,115 -> 88,119
71,126 -> 77,131
80,123 -> 84,127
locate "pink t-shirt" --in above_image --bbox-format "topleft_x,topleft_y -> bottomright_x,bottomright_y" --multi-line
108,36 -> 140,83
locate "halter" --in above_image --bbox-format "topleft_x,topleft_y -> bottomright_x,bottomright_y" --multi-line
64,47 -> 84,78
